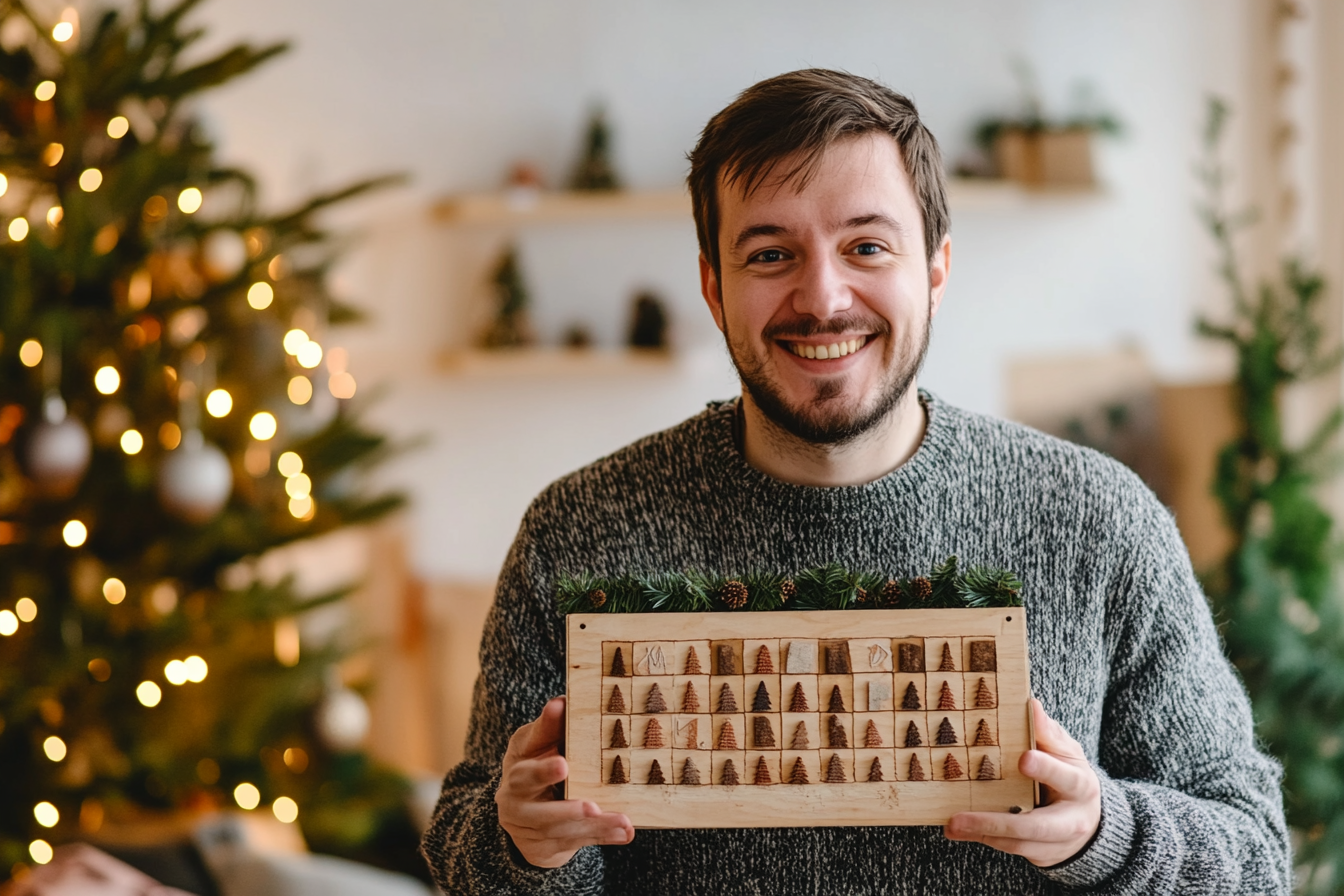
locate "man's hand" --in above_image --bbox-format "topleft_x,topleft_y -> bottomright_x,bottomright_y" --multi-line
944,698 -> 1101,866
496,696 -> 634,868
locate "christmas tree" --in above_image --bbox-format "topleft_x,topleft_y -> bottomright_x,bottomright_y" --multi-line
0,0 -> 413,880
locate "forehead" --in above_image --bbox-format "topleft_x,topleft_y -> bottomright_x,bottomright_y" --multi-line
716,133 -> 919,237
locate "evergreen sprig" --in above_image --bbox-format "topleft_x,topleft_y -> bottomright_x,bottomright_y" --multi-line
556,556 -> 1023,615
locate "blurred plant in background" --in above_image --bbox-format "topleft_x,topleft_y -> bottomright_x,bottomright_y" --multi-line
1197,97 -> 1344,893
0,0 -> 418,881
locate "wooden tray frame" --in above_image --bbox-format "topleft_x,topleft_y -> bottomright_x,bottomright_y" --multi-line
566,607 -> 1035,828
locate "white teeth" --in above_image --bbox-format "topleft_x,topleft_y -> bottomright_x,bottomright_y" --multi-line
804,344 -> 816,359
789,337 -> 867,360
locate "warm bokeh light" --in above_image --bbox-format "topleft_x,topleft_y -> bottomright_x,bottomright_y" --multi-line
43,736 -> 66,762
136,681 -> 162,707
9,217 -> 29,241
277,451 -> 303,477
19,339 -> 42,367
205,388 -> 232,417
197,758 -> 220,785
296,341 -> 323,369
63,520 -> 87,547
143,195 -> 168,219
287,375 -> 313,405
288,496 -> 314,520
79,168 -> 103,192
29,840 -> 53,865
94,366 -> 120,394
326,346 -> 349,374
52,21 -> 74,41
159,421 -> 182,450
283,747 -> 309,773
177,187 -> 202,214
329,372 -> 357,399
42,143 -> 63,166
88,658 -> 111,682
93,224 -> 119,255
120,429 -> 144,455
272,796 -> 298,824
164,659 -> 188,685
0,172 -> 6,196
284,473 -> 311,500
184,655 -> 207,682
282,328 -> 309,355
234,783 -> 260,810
247,282 -> 274,309
274,618 -> 300,667
16,597 -> 37,622
128,269 -> 152,309
107,115 -> 129,139
34,81 -> 55,102
46,205 -> 63,227
0,610 -> 17,636
103,577 -> 126,604
268,254 -> 288,279
33,802 -> 59,828
249,412 -> 277,440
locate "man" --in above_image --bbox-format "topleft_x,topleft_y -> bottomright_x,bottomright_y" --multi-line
422,69 -> 1290,894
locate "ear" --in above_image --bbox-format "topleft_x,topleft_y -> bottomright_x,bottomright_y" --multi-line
927,234 -> 951,319
699,254 -> 725,333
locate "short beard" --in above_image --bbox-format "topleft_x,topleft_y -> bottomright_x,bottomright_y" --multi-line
724,298 -> 931,446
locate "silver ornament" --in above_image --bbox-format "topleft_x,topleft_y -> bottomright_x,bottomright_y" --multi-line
24,395 -> 91,497
157,430 -> 232,523
314,686 -> 371,752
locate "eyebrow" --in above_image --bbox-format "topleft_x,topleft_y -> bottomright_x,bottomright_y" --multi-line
729,213 -> 910,255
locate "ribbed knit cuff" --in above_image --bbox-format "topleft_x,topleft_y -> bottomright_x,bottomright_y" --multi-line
472,773 -> 604,891
1037,771 -> 1136,891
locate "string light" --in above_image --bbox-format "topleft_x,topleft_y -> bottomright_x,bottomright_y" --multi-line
79,168 -> 102,192
62,520 -> 87,547
274,618 -> 300,666
19,340 -> 42,367
43,736 -> 66,762
296,342 -> 323,369
247,282 -> 274,310
282,329 -> 309,355
249,412 -> 277,440
16,598 -> 36,622
33,803 -> 58,828
46,206 -> 63,227
288,496 -> 313,520
128,269 -> 152,309
184,655 -> 207,682
8,217 -> 29,241
283,747 -> 308,772
87,658 -> 111,681
42,143 -> 63,166
164,659 -> 188,685
205,388 -> 232,417
177,187 -> 202,214
0,610 -> 17,636
102,578 -> 126,605
120,429 -> 144,455
94,366 -> 120,394
159,421 -> 182,450
52,21 -> 73,41
288,376 -> 312,405
329,372 -> 357,399
136,681 -> 162,707
272,797 -> 298,824
234,783 -> 260,810
277,452 -> 303,477
0,172 -> 6,196
107,116 -> 129,139
29,840 -> 53,865
267,255 -> 288,279
34,81 -> 55,102
284,474 -> 311,500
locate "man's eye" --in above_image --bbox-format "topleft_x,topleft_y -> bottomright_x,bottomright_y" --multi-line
752,249 -> 785,264
854,243 -> 883,256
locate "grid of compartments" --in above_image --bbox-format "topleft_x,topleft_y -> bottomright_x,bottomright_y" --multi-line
599,636 -> 1002,787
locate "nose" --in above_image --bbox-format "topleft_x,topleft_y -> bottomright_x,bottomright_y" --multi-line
791,252 -> 853,320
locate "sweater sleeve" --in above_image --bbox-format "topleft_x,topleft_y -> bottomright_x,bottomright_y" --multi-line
1038,497 -> 1292,894
419,511 -> 607,896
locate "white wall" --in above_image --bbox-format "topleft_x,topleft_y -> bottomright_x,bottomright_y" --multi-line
192,0 -> 1252,581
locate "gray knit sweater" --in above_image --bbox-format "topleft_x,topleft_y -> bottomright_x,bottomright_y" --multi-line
422,393 -> 1291,895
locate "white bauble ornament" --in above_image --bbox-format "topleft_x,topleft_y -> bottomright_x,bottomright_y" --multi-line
24,395 -> 91,497
157,430 -> 232,523
315,686 -> 371,752
201,230 -> 247,282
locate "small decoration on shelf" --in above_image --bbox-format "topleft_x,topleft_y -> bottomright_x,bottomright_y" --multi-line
627,290 -> 669,349
721,580 -> 749,609
478,246 -> 534,349
563,324 -> 593,350
569,107 -> 621,191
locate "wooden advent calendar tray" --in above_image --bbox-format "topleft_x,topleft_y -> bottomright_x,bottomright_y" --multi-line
566,607 -> 1035,828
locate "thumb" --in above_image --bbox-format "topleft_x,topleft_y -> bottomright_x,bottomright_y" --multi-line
1031,698 -> 1085,761
519,696 -> 566,758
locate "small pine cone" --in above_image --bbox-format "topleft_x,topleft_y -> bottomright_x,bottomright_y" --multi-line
881,579 -> 902,606
721,580 -> 749,609
855,586 -> 869,604
910,577 -> 932,601
588,589 -> 607,608
780,580 -> 797,603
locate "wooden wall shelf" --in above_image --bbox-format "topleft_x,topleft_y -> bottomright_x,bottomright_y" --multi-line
435,347 -> 688,378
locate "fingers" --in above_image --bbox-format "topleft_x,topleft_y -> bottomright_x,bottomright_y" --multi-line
517,696 -> 567,759
945,804 -> 1097,865
1030,698 -> 1086,761
502,800 -> 634,868
1020,749 -> 1095,802
501,754 -> 569,797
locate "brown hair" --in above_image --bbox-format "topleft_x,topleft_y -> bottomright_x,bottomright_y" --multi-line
687,69 -> 949,276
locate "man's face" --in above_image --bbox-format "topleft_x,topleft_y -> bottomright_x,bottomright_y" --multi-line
700,133 -> 950,445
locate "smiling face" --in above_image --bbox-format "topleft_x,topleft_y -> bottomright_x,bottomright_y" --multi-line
700,132 -> 950,446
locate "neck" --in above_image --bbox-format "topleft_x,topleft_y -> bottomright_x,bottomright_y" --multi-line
738,387 -> 927,487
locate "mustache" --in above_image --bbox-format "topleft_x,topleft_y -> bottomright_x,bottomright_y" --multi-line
762,315 -> 891,341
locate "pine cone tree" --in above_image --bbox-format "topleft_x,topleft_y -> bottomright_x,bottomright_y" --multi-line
855,586 -> 869,604
881,579 -> 902,606
824,754 -> 846,783
975,677 -> 995,708
827,714 -> 849,749
717,682 -> 739,713
645,683 -> 668,713
609,647 -> 626,677
938,642 -> 956,672
908,754 -> 926,781
935,717 -> 958,746
868,757 -> 885,782
937,680 -> 957,710
681,681 -> 700,713
977,756 -> 997,780
588,588 -> 607,608
789,682 -> 810,713
752,681 -> 772,712
864,719 -> 883,748
780,580 -> 797,604
683,646 -> 702,675
681,757 -> 701,786
943,753 -> 964,780
721,580 -> 749,609
753,645 -> 774,674
790,720 -> 811,749
608,684 -> 627,714
910,577 -> 932,601
609,755 -> 628,784
753,715 -> 776,748
901,681 -> 922,711
904,721 -> 923,748
754,756 -> 773,785
643,718 -> 665,749
609,719 -> 628,749
647,759 -> 666,785
789,757 -> 810,785
972,719 -> 995,746
716,720 -> 738,750
827,685 -> 846,713
721,758 -> 740,786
